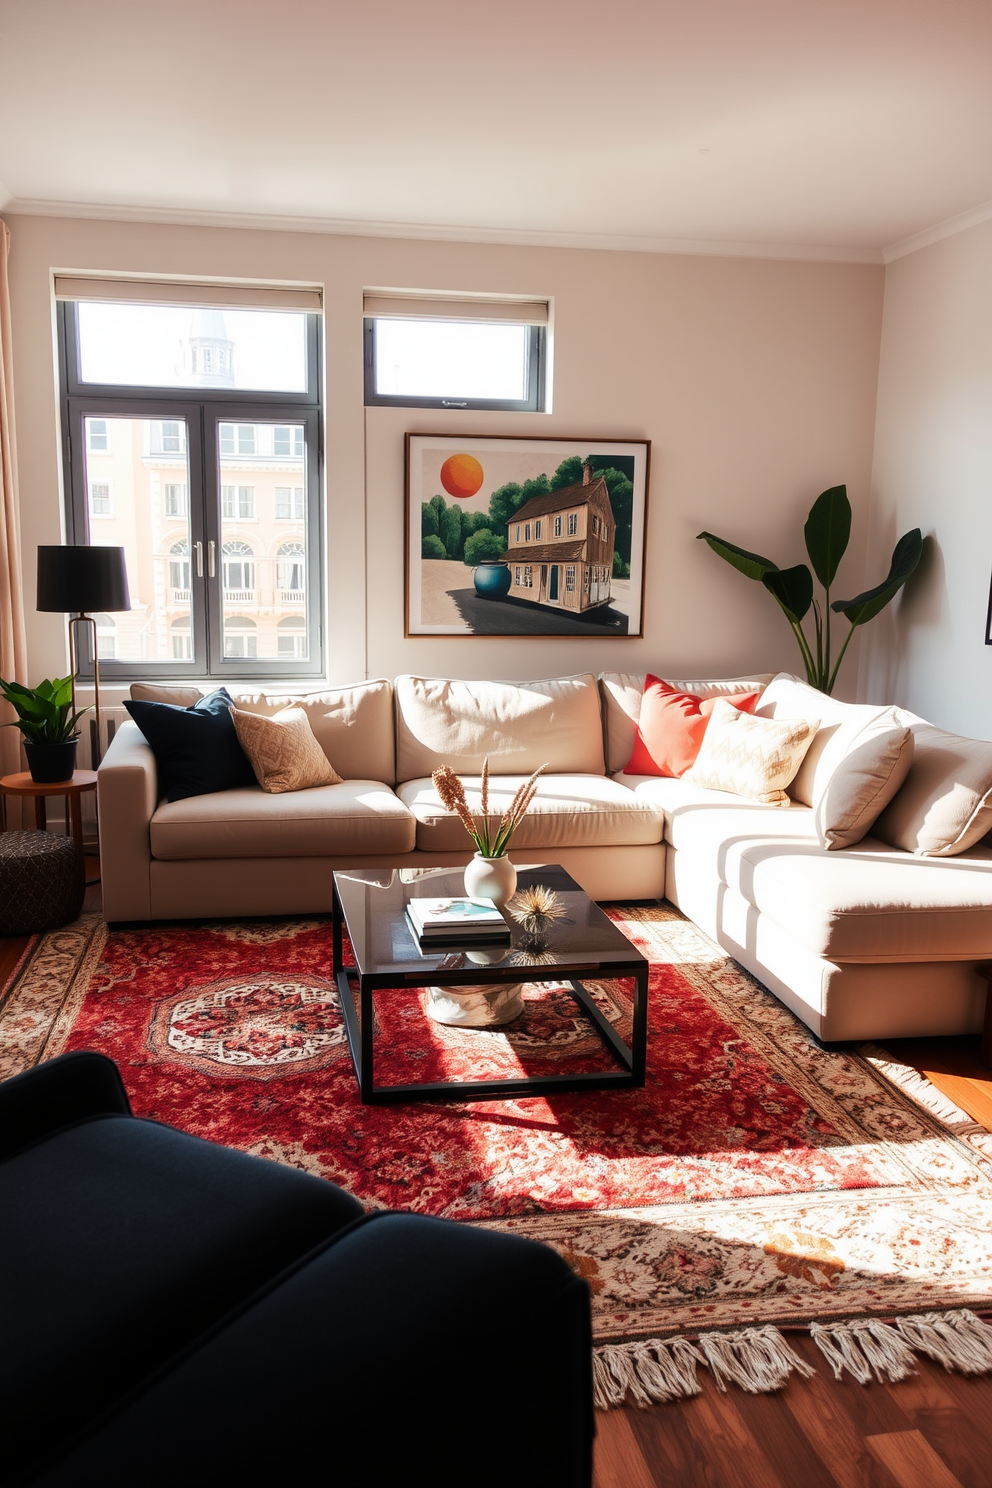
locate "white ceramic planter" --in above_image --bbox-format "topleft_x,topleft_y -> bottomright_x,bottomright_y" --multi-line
464,853 -> 517,909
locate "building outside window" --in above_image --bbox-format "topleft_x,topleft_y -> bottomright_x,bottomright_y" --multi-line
94,613 -> 117,658
58,290 -> 321,679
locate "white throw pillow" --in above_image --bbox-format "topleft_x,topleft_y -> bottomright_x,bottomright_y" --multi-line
874,722 -> 992,856
756,674 -> 913,849
683,698 -> 817,805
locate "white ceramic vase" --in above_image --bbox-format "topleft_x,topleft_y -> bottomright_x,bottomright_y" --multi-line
464,853 -> 517,909
426,982 -> 525,1027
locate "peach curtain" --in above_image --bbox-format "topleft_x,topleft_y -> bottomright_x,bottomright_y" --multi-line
0,218 -> 29,780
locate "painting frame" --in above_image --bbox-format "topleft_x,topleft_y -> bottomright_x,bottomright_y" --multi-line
405,433 -> 650,639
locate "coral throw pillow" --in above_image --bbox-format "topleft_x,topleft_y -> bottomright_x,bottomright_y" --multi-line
232,707 -> 343,794
623,676 -> 760,777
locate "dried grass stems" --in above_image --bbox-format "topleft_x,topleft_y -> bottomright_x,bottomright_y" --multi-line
431,758 -> 547,858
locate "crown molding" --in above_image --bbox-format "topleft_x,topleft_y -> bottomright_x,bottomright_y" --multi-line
2,196 -> 884,265
883,199 -> 992,262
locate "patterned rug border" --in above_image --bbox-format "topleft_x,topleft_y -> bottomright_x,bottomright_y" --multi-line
6,907 -> 992,1408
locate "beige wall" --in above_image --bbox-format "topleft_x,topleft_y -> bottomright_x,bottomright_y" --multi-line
860,219 -> 992,734
6,213 -> 883,693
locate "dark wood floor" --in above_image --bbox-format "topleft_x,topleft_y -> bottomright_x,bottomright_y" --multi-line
3,876 -> 992,1487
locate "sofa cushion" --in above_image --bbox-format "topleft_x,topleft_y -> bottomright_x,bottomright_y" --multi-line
621,676 -> 761,777
149,781 -> 416,860
599,672 -> 775,774
683,700 -> 817,805
395,674 -> 605,780
397,774 -> 663,851
131,678 -> 397,786
626,773 -> 992,961
874,720 -> 992,857
232,707 -> 343,793
124,688 -> 257,802
756,673 -> 914,848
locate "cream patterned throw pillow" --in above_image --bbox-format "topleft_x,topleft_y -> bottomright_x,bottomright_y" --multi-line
232,707 -> 343,794
683,698 -> 818,806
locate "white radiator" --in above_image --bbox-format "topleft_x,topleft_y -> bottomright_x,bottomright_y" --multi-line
79,706 -> 129,770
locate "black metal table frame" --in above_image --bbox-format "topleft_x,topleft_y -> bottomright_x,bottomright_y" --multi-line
332,880 -> 649,1105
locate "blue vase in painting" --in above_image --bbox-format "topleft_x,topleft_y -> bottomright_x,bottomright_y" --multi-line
473,561 -> 512,600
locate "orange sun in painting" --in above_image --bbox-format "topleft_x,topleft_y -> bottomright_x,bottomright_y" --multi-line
439,453 -> 484,499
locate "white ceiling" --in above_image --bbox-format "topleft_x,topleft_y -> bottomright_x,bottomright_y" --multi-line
1,0 -> 991,261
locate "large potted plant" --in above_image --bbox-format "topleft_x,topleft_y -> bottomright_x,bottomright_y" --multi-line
698,485 -> 923,695
0,675 -> 91,783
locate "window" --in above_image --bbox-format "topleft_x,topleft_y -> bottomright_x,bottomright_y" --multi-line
565,565 -> 576,592
514,524 -> 521,542
514,566 -> 521,585
583,568 -> 590,592
363,294 -> 547,411
165,483 -> 187,517
223,541 -> 255,595
169,540 -> 191,592
89,480 -> 112,517
534,520 -> 542,539
554,515 -> 562,537
59,292 -> 321,679
274,426 -> 304,458
524,523 -> 531,542
94,613 -> 117,658
277,615 -> 307,658
523,565 -> 533,588
220,423 -> 256,456
224,615 -> 257,658
222,484 -> 255,519
568,512 -> 578,536
275,486 -> 304,520
277,542 -> 306,595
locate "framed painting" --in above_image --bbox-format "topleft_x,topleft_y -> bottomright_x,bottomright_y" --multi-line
405,434 -> 650,637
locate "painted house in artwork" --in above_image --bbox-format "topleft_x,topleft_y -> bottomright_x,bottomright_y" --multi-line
501,462 -> 615,611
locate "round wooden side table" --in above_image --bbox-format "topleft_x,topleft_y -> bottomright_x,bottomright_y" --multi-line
0,771 -> 98,883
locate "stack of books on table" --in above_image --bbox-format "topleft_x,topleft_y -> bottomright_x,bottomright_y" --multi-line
406,896 -> 511,947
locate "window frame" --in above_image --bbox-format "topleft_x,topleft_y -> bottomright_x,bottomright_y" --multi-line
363,316 -> 546,412
59,302 -> 323,682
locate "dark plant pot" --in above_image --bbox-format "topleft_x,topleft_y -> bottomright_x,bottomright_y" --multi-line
24,738 -> 79,784
473,561 -> 512,600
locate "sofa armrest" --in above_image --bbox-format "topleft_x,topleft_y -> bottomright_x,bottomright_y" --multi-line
97,720 -> 158,922
0,1051 -> 131,1161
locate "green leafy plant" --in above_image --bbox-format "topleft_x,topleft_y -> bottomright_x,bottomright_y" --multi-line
0,675 -> 91,745
697,485 -> 923,695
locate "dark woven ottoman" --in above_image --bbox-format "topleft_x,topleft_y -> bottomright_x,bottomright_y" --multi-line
0,831 -> 84,936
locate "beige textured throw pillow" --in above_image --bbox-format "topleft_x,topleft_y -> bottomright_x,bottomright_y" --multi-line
232,707 -> 343,794
874,723 -> 992,856
755,674 -> 913,849
683,698 -> 817,805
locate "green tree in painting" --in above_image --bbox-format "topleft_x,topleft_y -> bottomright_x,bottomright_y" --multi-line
485,482 -> 523,545
463,529 -> 505,565
421,501 -> 440,541
613,551 -> 630,579
442,504 -> 464,561
550,456 -> 584,490
422,534 -> 447,559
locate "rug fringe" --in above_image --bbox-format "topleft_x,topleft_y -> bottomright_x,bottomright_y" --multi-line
593,1325 -> 812,1409
595,1310 -> 992,1407
860,1041 -> 992,1144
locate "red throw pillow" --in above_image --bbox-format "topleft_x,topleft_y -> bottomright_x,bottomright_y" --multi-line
622,676 -> 760,777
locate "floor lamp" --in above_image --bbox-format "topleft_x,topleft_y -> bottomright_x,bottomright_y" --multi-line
36,545 -> 131,767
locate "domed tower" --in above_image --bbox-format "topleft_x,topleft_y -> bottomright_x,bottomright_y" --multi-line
185,309 -> 235,388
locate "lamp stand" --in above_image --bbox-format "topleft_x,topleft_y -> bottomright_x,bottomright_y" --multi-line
68,613 -> 102,767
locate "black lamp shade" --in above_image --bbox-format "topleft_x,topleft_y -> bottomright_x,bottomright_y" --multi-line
37,546 -> 131,614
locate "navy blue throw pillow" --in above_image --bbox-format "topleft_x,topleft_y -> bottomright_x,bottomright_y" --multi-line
125,687 -> 257,802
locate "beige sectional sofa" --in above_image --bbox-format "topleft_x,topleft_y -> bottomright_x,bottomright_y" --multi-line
97,669 -> 992,1044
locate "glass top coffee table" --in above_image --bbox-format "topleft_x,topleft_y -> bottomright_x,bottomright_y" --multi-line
332,863 -> 648,1105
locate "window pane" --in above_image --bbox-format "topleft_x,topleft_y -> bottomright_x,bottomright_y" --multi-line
77,303 -> 308,393
373,319 -> 529,400
82,415 -> 194,663
217,421 -> 308,661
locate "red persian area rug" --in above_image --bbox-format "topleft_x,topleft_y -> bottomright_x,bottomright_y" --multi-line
5,904 -> 992,1408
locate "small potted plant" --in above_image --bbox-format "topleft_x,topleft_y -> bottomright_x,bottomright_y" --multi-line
0,675 -> 91,783
431,758 -> 547,907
